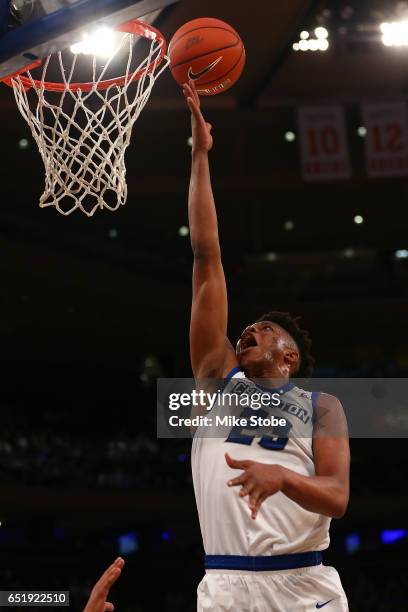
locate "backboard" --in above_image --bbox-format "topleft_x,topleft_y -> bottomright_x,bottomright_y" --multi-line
0,0 -> 178,79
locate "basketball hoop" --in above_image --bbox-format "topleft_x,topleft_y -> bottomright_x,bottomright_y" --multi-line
2,20 -> 169,216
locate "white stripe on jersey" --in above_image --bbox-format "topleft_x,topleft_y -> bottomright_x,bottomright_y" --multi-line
191,370 -> 331,556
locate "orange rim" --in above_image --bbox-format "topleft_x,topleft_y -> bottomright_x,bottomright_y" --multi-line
2,19 -> 167,92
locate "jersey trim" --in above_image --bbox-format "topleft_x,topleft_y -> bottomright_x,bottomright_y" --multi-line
223,368 -> 295,396
205,551 -> 323,571
225,366 -> 242,380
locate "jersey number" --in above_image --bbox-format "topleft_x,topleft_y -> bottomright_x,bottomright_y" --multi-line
225,407 -> 292,451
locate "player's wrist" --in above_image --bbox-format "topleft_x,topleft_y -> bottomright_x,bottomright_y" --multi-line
278,466 -> 292,493
192,147 -> 210,158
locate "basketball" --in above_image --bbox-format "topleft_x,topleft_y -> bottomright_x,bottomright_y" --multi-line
168,17 -> 246,95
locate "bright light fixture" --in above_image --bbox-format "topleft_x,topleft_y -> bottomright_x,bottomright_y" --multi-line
354,215 -> 364,225
380,21 -> 408,47
284,220 -> 295,231
285,131 -> 296,142
179,226 -> 189,237
70,26 -> 125,57
395,249 -> 408,259
315,27 -> 329,39
358,126 -> 367,137
293,28 -> 330,53
308,39 -> 320,51
318,38 -> 329,51
18,138 -> 29,149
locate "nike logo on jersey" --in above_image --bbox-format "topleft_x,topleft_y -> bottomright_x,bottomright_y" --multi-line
188,56 -> 223,80
316,600 -> 334,609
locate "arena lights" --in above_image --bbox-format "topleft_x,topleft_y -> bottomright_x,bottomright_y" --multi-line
285,131 -> 296,142
395,249 -> 408,259
380,22 -> 408,47
345,532 -> 361,555
293,27 -> 329,52
187,136 -> 193,148
18,138 -> 29,149
70,26 -> 125,57
357,126 -> 367,138
354,215 -> 364,225
108,228 -> 118,239
266,252 -> 278,262
284,220 -> 294,231
381,529 -> 407,545
344,248 -> 355,258
178,225 -> 189,237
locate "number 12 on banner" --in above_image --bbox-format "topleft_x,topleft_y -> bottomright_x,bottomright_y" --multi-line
298,106 -> 351,182
362,103 -> 408,177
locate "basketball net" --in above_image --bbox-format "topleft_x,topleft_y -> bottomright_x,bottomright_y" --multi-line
4,21 -> 168,216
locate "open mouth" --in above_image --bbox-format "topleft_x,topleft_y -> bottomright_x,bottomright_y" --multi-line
239,334 -> 258,351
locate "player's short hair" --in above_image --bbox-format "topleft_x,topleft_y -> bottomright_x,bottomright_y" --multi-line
256,311 -> 315,378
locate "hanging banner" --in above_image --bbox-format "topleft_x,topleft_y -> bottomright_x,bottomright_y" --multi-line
297,106 -> 351,181
362,103 -> 408,177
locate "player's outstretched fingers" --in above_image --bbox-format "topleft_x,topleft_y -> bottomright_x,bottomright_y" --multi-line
239,481 -> 254,497
84,558 -> 125,612
188,78 -> 201,105
227,473 -> 246,487
250,493 -> 268,520
185,93 -> 204,124
225,452 -> 253,470
183,82 -> 196,104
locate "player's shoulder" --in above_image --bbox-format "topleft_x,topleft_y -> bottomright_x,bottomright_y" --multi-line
312,392 -> 348,436
314,392 -> 344,414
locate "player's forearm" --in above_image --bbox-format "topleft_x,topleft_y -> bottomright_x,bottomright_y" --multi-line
281,468 -> 349,519
188,150 -> 221,259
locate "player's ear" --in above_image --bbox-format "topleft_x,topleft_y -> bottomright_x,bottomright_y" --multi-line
284,348 -> 299,374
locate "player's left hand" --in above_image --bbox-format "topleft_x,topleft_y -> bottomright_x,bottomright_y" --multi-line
225,453 -> 285,519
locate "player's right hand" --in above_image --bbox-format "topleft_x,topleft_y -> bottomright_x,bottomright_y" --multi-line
83,557 -> 125,612
183,79 -> 213,153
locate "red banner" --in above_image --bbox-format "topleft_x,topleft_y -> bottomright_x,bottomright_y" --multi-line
362,103 -> 408,177
297,106 -> 351,181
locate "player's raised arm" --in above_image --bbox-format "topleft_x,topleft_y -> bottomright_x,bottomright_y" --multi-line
183,80 -> 237,379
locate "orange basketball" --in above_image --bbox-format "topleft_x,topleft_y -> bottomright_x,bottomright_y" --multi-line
168,17 -> 246,96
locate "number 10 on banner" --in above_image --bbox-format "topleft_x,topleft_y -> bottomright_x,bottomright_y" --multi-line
362,103 -> 408,177
298,106 -> 351,181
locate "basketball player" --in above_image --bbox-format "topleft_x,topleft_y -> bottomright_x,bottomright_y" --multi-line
183,79 -> 350,612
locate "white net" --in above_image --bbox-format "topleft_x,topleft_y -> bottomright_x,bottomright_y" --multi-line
10,27 -> 169,216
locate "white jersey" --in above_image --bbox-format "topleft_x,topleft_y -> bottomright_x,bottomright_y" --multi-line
191,368 -> 331,557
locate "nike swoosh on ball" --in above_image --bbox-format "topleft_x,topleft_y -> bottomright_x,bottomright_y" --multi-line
187,56 -> 223,80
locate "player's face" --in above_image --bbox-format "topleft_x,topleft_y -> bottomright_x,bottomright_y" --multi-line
236,321 -> 292,374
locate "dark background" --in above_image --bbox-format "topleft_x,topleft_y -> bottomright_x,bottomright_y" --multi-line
0,0 -> 408,610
